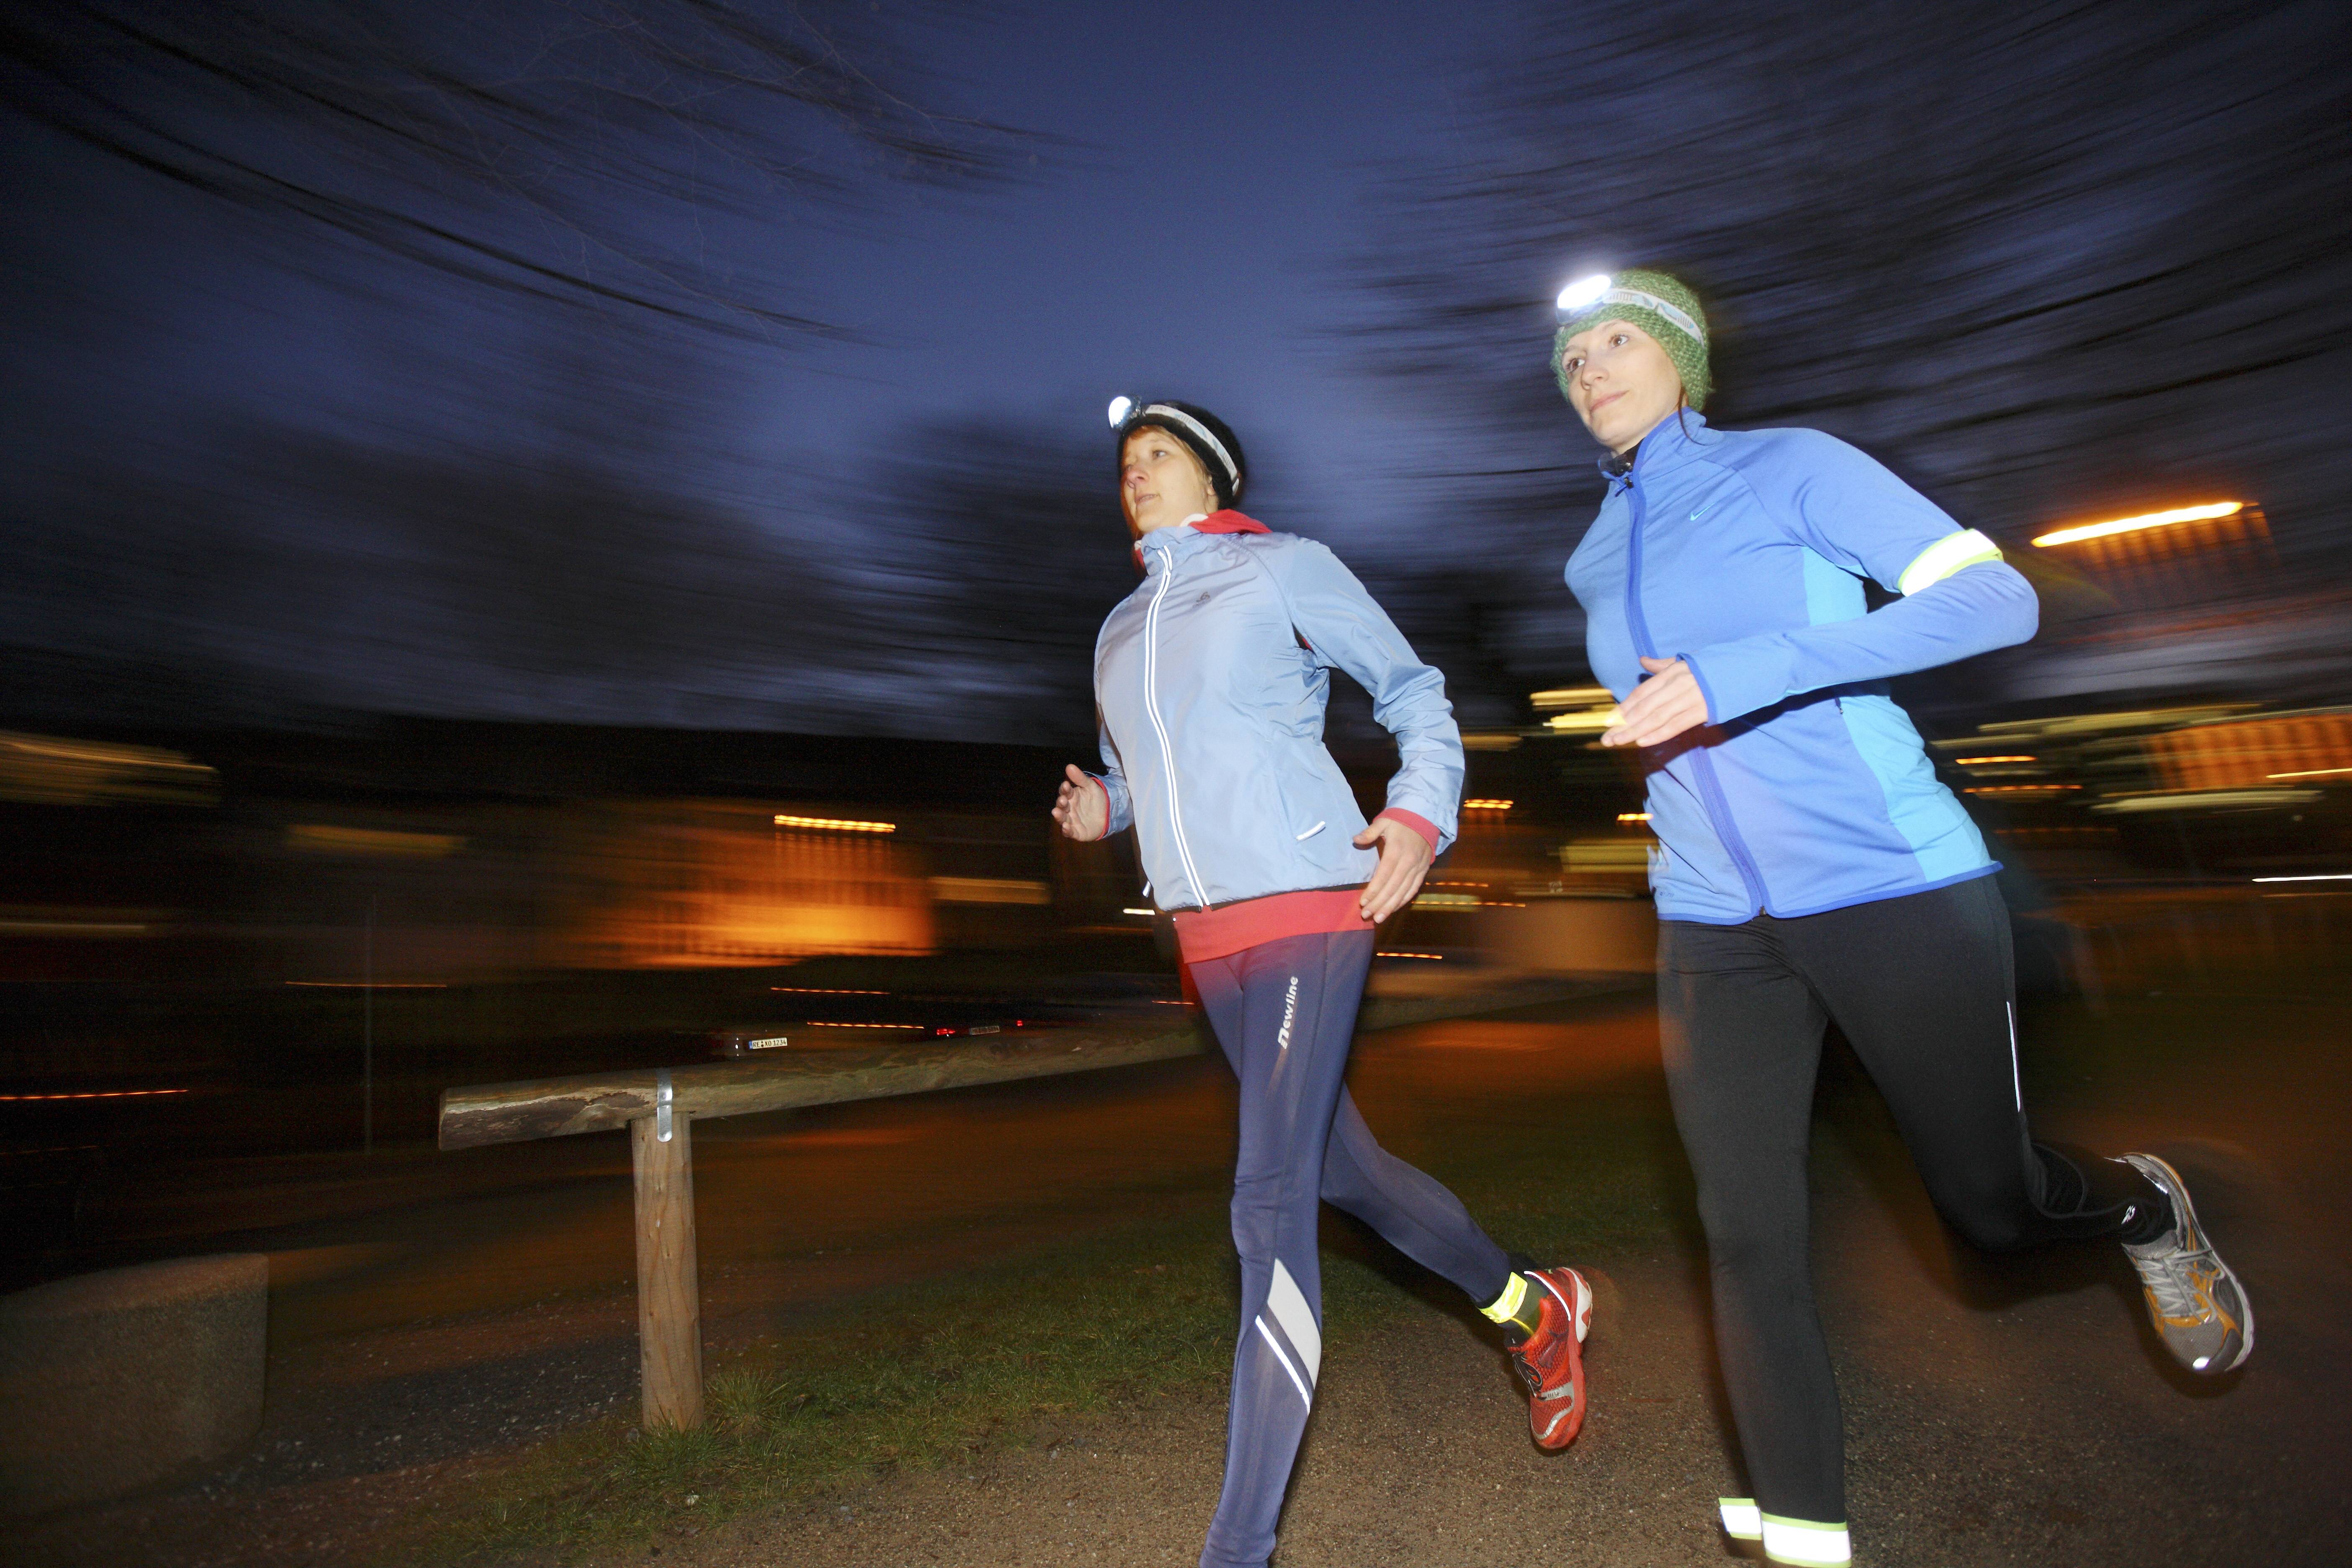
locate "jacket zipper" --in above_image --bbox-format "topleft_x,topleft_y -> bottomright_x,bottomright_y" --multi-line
1622,461 -> 1769,914
1142,542 -> 1211,910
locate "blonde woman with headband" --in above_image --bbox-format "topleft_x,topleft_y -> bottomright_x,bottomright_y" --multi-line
1549,268 -> 2249,1567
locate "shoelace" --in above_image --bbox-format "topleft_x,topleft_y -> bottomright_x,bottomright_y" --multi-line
2137,1243 -> 2217,1321
1510,1324 -> 1561,1391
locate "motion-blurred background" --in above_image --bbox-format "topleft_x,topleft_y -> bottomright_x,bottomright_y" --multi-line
3,0 -> 2347,1370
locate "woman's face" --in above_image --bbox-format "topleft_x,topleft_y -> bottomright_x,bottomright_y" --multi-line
1558,319 -> 1684,455
1121,425 -> 1218,535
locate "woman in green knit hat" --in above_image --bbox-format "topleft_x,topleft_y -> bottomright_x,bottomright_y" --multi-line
1547,266 -> 2249,1567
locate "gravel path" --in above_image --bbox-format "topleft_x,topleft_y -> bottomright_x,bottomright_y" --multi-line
596,1131 -> 2351,1568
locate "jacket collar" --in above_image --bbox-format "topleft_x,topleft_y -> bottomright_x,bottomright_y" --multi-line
1135,510 -> 1270,570
1191,509 -> 1269,535
1599,409 -> 1711,491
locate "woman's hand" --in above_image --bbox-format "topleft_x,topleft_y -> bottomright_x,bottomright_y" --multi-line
1052,763 -> 1108,841
1353,816 -> 1435,923
1600,656 -> 1710,748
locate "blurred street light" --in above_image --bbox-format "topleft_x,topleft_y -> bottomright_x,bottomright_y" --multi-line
2032,501 -> 2245,548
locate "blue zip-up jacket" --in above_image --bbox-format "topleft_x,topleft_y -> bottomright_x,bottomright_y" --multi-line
1091,516 -> 1463,912
1565,412 -> 2035,924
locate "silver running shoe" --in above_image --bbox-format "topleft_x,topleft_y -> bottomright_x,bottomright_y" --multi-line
2120,1152 -> 2252,1373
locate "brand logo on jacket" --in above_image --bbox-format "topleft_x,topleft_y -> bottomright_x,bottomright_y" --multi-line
1277,975 -> 1300,1050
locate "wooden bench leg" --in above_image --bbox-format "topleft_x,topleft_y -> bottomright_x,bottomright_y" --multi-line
632,1111 -> 703,1430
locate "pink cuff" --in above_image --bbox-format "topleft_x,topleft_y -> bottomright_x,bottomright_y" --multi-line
1374,807 -> 1440,853
1087,774 -> 1112,842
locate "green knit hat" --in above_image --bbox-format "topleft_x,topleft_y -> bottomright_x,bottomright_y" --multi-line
1552,268 -> 1712,412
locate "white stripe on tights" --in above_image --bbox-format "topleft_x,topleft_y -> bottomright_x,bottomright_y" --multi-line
1253,1317 -> 1313,1412
2006,1000 -> 2022,1111
1266,1259 -> 1322,1382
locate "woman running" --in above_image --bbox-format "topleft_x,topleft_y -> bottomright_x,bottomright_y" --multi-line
1548,270 -> 2251,1567
1052,396 -> 1592,1568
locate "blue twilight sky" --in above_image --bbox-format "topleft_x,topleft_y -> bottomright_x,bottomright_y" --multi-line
6,0 -> 2344,736
2,0 -> 1587,735
7,1 -> 1539,532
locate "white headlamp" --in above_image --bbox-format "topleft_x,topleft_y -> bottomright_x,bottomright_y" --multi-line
1554,272 -> 1707,345
1555,273 -> 1612,314
1105,398 -> 1239,492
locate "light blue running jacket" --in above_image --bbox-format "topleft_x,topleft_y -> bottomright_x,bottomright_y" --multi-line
1566,411 -> 2035,924
1091,516 -> 1463,912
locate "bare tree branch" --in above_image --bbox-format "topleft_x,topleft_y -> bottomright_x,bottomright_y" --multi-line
2,0 -> 1047,336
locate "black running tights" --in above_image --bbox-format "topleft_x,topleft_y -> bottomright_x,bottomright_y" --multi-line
1658,875 -> 2166,1529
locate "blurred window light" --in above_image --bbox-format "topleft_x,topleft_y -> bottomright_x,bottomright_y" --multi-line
2091,788 -> 2319,813
1617,812 -> 1652,823
1956,755 -> 2036,765
1963,704 -> 2254,741
770,986 -> 889,995
286,824 -> 463,857
1461,733 -> 1522,752
1122,907 -> 1154,916
2251,874 -> 2352,883
929,876 -> 1050,905
1560,839 -> 1651,871
1,730 -> 217,806
2146,710 -> 2352,793
1462,798 -> 1514,810
0,910 -> 152,936
1412,892 -> 1481,909
2031,501 -> 2244,548
1377,952 -> 1445,961
1547,710 -> 1617,733
773,813 -> 896,833
1531,686 -> 1613,711
0,1088 -> 192,1101
1961,784 -> 2080,795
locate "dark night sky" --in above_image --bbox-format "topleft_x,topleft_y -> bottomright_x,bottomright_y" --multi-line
3,0 -> 2345,740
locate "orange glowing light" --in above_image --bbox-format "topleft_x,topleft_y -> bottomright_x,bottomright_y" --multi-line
1462,799 -> 1514,810
1378,952 -> 1445,961
773,814 -> 896,833
769,986 -> 889,995
2031,501 -> 2243,548
1962,784 -> 2081,795
0,1088 -> 193,1101
1956,756 -> 2037,766
2269,766 -> 2352,780
1617,812 -> 1651,823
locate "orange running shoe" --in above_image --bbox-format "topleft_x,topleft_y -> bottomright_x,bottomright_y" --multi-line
1509,1266 -> 1593,1450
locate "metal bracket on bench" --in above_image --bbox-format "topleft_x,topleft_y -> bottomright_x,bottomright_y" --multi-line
655,1069 -> 674,1142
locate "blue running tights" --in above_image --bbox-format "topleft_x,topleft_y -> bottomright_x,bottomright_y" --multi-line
1189,928 -> 1513,1568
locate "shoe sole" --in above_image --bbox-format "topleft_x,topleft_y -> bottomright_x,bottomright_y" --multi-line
2127,1152 -> 2254,1372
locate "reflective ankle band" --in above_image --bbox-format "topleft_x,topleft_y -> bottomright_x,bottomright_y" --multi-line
1898,528 -> 2004,595
1480,1270 -> 1530,1324
1761,1514 -> 1852,1566
1719,1498 -> 1762,1540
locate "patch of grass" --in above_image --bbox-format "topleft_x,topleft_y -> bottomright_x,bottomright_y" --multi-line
387,1092 -> 1684,1565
